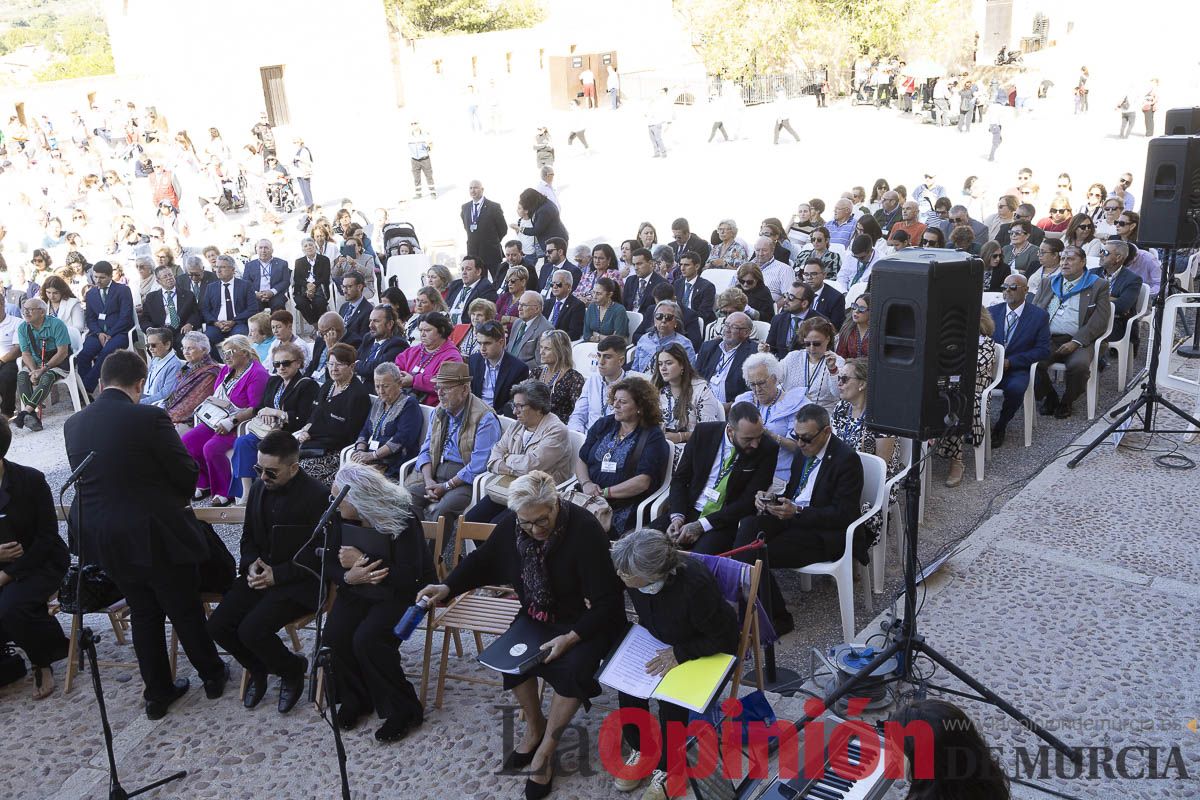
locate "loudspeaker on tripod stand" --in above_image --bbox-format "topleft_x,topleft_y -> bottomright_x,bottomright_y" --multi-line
1138,135 -> 1200,248
866,249 -> 983,439
1163,107 -> 1200,136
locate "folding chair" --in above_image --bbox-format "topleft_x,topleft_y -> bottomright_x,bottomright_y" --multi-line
60,599 -> 138,693
685,554 -> 774,696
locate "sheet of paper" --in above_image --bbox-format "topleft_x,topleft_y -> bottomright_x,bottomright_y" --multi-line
598,624 -> 670,699
652,653 -> 735,713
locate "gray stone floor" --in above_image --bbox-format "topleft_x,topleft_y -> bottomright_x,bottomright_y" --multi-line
4,344 -> 1199,798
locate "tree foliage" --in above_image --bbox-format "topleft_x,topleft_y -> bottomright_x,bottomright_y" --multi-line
385,0 -> 545,37
681,0 -> 974,83
0,8 -> 116,82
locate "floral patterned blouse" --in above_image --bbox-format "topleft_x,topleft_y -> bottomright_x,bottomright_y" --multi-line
706,241 -> 748,270
533,366 -> 586,424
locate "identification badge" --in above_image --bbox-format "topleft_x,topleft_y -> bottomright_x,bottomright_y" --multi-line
98,313 -> 107,320
702,487 -> 721,502
601,460 -> 618,473
368,439 -> 381,450
469,224 -> 478,232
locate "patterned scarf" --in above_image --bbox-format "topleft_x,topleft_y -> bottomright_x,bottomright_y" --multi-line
514,501 -> 565,622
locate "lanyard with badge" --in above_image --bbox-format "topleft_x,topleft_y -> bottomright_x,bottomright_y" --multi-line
715,346 -> 737,376
756,388 -> 782,427
793,455 -> 821,506
701,436 -> 735,505
804,356 -> 826,394
601,426 -> 634,474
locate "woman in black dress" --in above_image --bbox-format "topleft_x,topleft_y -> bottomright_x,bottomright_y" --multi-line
295,342 -> 371,483
0,417 -> 70,698
418,471 -> 624,799
325,463 -> 435,742
608,528 -> 739,799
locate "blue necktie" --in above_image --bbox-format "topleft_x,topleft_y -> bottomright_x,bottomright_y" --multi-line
551,300 -> 562,325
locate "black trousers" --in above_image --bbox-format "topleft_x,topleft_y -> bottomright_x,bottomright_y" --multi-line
0,359 -> 17,416
107,562 -> 225,701
619,692 -> 691,770
0,569 -> 69,667
463,495 -> 509,525
731,514 -> 833,620
325,591 -> 422,722
206,577 -> 313,678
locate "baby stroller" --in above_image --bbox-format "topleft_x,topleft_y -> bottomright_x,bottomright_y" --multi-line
382,222 -> 421,257
267,178 -> 299,213
218,171 -> 249,212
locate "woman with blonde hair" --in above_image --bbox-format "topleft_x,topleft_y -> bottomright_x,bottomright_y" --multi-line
532,329 -> 585,423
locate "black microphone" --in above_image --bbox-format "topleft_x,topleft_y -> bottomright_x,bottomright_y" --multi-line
63,451 -> 96,492
291,484 -> 351,577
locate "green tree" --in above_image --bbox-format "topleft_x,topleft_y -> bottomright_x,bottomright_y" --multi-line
385,0 -> 545,37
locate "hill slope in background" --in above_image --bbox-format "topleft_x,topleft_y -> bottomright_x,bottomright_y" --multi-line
0,0 -> 113,85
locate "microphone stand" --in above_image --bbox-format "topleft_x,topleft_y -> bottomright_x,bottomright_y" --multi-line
293,485 -> 351,800
61,453 -> 187,800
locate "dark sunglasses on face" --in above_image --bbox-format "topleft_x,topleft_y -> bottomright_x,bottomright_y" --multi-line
1077,224 -> 1094,230
852,304 -> 868,313
922,238 -> 938,245
273,360 -> 295,369
1001,283 -> 1021,291
1104,206 -> 1120,212
836,375 -> 855,385
654,313 -> 675,322
796,430 -> 823,444
253,464 -> 281,479
550,282 -> 564,287
1116,220 -> 1132,227
801,340 -> 825,348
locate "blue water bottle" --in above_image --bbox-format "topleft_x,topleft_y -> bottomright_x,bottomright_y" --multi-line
393,597 -> 430,641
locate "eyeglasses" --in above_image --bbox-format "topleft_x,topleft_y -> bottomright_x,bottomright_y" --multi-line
1116,220 -> 1132,227
511,402 -> 528,412
836,375 -> 856,385
801,340 -> 826,348
1103,206 -> 1121,212
219,350 -> 236,359
851,305 -> 868,313
922,239 -> 939,245
1000,284 -> 1021,291
1051,208 -> 1070,214
1088,192 -> 1103,198
506,278 -> 522,284
654,313 -> 675,322
796,430 -> 823,444
273,360 -> 295,369
747,379 -> 770,388
516,514 -> 552,532
252,464 -> 281,479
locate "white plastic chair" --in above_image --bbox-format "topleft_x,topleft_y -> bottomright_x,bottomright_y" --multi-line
873,438 -> 912,596
1109,283 -> 1150,389
625,311 -> 644,335
703,269 -> 739,294
793,452 -> 887,643
468,416 -> 519,504
646,442 -> 687,523
384,254 -> 432,299
826,280 -> 848,294
571,341 -> 598,377
845,282 -> 869,309
973,343 -> 1005,481
634,446 -> 677,529
49,325 -> 89,412
828,243 -> 848,259
1047,303 -> 1114,419
704,319 -> 722,340
393,405 -> 436,481
750,320 -> 770,343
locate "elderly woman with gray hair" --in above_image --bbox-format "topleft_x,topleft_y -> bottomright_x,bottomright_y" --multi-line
349,362 -> 423,479
324,463 -> 435,743
418,470 -> 624,797
705,218 -> 748,270
463,379 -> 574,525
629,299 -> 695,372
608,528 -> 739,798
160,330 -> 222,431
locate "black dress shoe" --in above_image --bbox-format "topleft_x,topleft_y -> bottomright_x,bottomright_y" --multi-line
335,703 -> 363,730
277,656 -> 308,714
503,735 -> 544,772
375,710 -> 421,743
1039,397 -> 1059,416
145,678 -> 189,720
772,613 -> 796,638
1054,402 -> 1072,419
991,424 -> 1006,448
524,774 -> 553,800
204,661 -> 230,699
243,670 -> 268,709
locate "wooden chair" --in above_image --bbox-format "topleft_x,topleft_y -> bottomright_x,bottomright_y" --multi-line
58,598 -> 138,694
686,554 -> 768,697
420,521 -> 522,709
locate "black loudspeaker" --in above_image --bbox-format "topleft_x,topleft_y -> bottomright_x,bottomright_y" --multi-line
866,249 -> 982,439
1138,136 -> 1200,248
1164,107 -> 1200,135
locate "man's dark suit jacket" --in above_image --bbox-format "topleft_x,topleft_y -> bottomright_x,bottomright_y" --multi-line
83,282 -> 135,337
1090,266 -> 1143,341
623,272 -> 667,316
202,278 -> 259,325
64,389 -> 207,572
632,306 -> 704,350
537,260 -> 582,297
988,302 -> 1051,372
142,287 -> 201,332
696,339 -> 756,400
780,434 -> 864,560
185,271 -> 218,302
239,470 -> 329,604
355,335 -> 408,390
461,198 -> 507,273
469,351 -> 530,413
241,257 -> 292,311
670,234 -> 712,266
0,460 -> 69,583
673,275 -> 716,327
543,293 -> 585,341
445,278 -> 498,324
766,308 -> 827,355
338,299 -> 374,351
668,422 -> 778,531
813,283 -> 846,330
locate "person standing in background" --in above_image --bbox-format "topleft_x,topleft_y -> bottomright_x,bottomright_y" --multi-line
1142,79 -> 1159,136
408,123 -> 436,200
607,65 -> 621,109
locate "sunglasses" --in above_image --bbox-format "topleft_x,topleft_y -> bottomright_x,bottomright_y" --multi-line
1077,224 -> 1094,230
851,305 -> 868,313
252,464 -> 281,479
273,360 -> 295,369
796,430 -> 823,444
1051,208 -> 1070,214
801,340 -> 826,348
1116,220 -> 1132,227
550,282 -> 564,288
836,375 -> 855,385
1104,206 -> 1121,212
654,313 -> 676,322
922,239 -> 939,245
1000,284 -> 1021,291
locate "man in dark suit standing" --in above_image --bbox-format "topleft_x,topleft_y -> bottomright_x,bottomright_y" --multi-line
669,218 -> 712,265
337,270 -> 373,351
1092,241 -> 1144,356
731,403 -> 864,632
77,261 -> 135,393
801,259 -> 846,330
543,268 -> 585,341
64,351 -> 228,718
445,256 -> 497,324
242,239 -> 292,312
461,180 -> 507,279
536,237 -> 581,300
622,247 -> 666,317
202,255 -> 260,355
674,251 -> 716,329
469,321 -> 529,415
766,281 -> 824,355
293,237 -> 331,327
206,431 -> 327,713
652,403 -> 777,554
696,312 -> 756,408
355,306 -> 408,391
988,274 -> 1050,446
142,265 -> 201,344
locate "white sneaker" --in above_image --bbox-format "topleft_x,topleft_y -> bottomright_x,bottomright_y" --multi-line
614,750 -> 643,792
641,770 -> 669,800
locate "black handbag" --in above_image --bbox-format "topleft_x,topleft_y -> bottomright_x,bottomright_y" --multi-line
58,563 -> 123,614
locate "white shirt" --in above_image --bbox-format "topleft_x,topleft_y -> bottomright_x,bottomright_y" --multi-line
0,313 -> 20,351
217,281 -> 236,322
758,259 -> 792,302
709,342 -> 740,403
684,432 -> 736,532
536,179 -> 560,209
257,263 -> 272,293
568,370 -> 625,433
